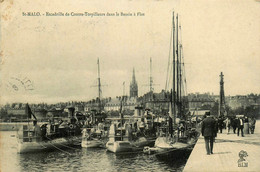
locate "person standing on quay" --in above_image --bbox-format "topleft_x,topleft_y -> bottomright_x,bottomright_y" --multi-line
231,117 -> 237,134
237,117 -> 244,137
201,112 -> 217,155
225,117 -> 231,134
217,117 -> 224,133
249,117 -> 256,134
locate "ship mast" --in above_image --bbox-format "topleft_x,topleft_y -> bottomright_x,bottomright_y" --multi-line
150,57 -> 153,92
179,43 -> 183,117
120,82 -> 125,141
172,11 -> 176,126
176,14 -> 181,118
123,81 -> 125,96
97,58 -> 102,113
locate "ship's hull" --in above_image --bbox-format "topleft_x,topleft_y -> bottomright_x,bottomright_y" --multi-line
17,136 -> 81,154
155,146 -> 193,160
81,139 -> 103,148
106,141 -> 133,153
143,136 -> 197,156
132,137 -> 155,147
106,137 -> 155,153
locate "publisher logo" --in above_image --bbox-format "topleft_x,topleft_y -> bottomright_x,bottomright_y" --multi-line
237,150 -> 248,167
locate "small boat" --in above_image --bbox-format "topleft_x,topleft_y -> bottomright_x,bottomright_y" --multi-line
81,127 -> 104,148
106,119 -> 155,153
17,123 -> 82,154
17,105 -> 84,154
106,89 -> 156,153
17,135 -> 80,153
143,129 -> 198,156
106,121 -> 132,153
106,141 -> 133,153
81,58 -> 108,148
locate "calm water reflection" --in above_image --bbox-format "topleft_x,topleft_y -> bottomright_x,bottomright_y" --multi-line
0,131 -> 190,172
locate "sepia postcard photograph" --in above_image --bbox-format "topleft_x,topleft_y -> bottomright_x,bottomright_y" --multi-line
0,0 -> 260,171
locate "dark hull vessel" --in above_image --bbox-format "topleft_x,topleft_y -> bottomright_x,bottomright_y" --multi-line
17,123 -> 82,154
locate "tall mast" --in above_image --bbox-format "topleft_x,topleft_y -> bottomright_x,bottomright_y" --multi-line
150,57 -> 153,92
120,82 -> 124,141
123,81 -> 125,96
97,58 -> 102,113
179,43 -> 182,116
176,14 -> 180,118
172,12 -> 176,125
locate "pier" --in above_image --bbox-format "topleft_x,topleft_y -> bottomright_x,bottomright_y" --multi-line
184,120 -> 260,172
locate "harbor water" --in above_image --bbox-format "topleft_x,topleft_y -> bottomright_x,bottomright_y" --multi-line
0,131 -> 191,172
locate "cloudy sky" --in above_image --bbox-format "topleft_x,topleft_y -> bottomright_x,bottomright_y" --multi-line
0,0 -> 259,104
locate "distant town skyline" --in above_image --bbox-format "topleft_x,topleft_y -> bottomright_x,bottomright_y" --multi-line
1,0 -> 259,104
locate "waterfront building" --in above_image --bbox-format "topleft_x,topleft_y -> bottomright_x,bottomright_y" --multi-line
84,98 -> 102,112
138,90 -> 171,115
104,96 -> 137,111
226,94 -> 260,109
46,108 -> 64,118
188,93 -> 215,110
75,104 -> 84,112
33,108 -> 48,121
6,103 -> 27,120
104,97 -> 121,111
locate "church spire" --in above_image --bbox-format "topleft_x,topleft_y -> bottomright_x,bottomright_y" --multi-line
132,68 -> 136,84
130,68 -> 138,98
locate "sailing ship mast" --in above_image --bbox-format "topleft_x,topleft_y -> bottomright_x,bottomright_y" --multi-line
173,13 -> 187,120
97,58 -> 102,113
172,12 -> 176,127
170,12 -> 186,137
176,14 -> 180,119
177,15 -> 185,119
120,82 -> 125,141
150,57 -> 153,92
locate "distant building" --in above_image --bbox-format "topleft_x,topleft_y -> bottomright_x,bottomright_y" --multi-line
130,68 -> 138,98
104,96 -> 137,111
188,93 -> 215,110
75,104 -> 84,112
192,110 -> 210,117
46,108 -> 63,118
84,98 -> 103,112
138,90 -> 171,114
33,109 -> 47,121
104,97 -> 121,111
7,103 -> 27,119
226,94 -> 260,109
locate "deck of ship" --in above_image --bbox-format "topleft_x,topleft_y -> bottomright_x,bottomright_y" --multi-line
183,120 -> 260,172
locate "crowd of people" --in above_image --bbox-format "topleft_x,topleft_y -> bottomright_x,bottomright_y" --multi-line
216,115 -> 256,136
201,112 -> 257,155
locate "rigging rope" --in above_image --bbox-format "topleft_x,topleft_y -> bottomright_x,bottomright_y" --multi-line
179,18 -> 188,97
165,20 -> 173,91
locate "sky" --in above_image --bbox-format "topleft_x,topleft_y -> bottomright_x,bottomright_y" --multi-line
0,0 -> 259,104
